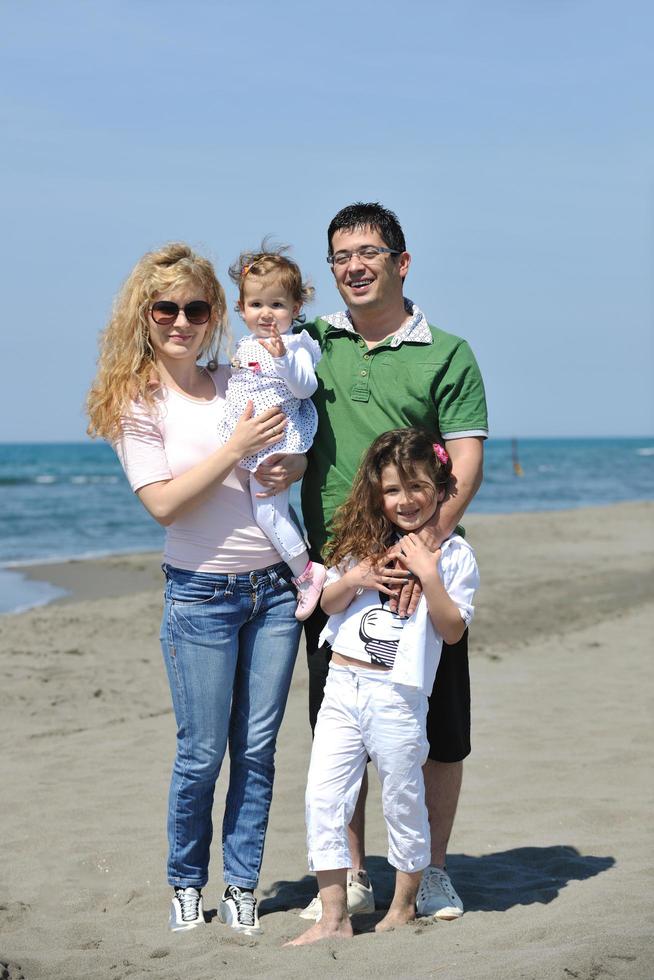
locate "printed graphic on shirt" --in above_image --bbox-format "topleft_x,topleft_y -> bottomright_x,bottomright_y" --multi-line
359,598 -> 406,668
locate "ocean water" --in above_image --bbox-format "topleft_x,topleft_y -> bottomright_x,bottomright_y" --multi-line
1,438 -> 652,613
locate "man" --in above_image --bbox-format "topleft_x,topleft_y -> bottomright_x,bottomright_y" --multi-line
299,202 -> 488,922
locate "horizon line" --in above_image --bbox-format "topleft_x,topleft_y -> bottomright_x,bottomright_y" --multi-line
2,434 -> 653,446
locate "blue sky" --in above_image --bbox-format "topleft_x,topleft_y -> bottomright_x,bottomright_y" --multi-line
1,0 -> 652,440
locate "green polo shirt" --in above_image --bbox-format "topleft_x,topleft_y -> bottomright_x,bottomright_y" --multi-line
300,313 -> 488,559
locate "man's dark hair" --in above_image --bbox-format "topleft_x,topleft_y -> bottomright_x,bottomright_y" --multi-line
327,202 -> 406,255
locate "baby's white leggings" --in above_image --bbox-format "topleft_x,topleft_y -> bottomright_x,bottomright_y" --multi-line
249,475 -> 308,576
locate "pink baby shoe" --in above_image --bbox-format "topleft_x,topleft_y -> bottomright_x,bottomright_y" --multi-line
292,561 -> 327,621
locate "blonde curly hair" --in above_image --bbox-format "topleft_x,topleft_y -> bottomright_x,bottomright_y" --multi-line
87,242 -> 230,440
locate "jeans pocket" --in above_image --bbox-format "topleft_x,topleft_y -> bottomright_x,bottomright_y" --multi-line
169,593 -> 218,641
166,569 -> 218,607
170,591 -> 216,607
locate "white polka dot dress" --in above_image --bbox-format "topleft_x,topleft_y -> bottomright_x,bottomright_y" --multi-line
219,330 -> 321,472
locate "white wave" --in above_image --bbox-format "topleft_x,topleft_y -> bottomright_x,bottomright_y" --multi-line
70,475 -> 120,484
35,475 -> 56,483
635,448 -> 654,456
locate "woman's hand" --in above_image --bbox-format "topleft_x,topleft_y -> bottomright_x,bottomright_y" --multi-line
253,453 -> 307,497
227,401 -> 287,460
395,534 -> 441,584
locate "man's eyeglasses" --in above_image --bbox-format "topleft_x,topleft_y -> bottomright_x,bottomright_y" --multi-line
326,246 -> 401,267
149,300 -> 212,326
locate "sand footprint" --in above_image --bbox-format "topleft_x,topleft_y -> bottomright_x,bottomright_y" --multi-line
0,961 -> 26,980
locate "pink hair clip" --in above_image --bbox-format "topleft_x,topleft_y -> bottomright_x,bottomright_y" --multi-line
242,264 -> 251,277
433,443 -> 449,464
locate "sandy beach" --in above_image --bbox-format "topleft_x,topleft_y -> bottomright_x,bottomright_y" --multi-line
1,501 -> 652,980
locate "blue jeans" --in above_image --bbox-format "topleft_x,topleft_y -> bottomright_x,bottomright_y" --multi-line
160,562 -> 301,890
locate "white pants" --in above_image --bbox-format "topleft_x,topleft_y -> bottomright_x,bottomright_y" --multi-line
249,476 -> 308,573
306,663 -> 431,874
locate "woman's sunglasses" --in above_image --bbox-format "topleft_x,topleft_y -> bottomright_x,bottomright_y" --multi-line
150,300 -> 212,326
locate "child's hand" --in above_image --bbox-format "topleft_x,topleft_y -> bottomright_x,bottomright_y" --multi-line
396,534 -> 441,583
345,558 -> 412,598
258,325 -> 287,358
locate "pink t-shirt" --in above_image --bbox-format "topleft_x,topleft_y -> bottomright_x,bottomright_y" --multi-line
115,366 -> 280,573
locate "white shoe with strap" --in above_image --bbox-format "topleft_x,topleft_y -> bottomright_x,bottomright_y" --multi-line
299,870 -> 375,921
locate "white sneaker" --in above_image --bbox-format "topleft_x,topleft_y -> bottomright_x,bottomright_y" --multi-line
416,866 -> 463,920
219,885 -> 262,935
299,895 -> 323,921
169,887 -> 205,931
299,871 -> 375,921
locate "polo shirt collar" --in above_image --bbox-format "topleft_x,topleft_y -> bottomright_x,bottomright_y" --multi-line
322,298 -> 432,347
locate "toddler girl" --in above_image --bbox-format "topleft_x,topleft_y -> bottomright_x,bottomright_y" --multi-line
288,427 -> 479,945
220,245 -> 325,619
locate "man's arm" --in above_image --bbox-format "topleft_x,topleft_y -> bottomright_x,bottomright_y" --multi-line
427,436 -> 484,542
252,453 -> 307,497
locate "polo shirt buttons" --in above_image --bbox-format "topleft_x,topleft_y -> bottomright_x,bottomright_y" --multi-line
360,370 -> 367,377
363,353 -> 370,359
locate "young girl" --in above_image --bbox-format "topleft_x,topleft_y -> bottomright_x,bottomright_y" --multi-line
288,428 -> 480,946
219,245 -> 325,620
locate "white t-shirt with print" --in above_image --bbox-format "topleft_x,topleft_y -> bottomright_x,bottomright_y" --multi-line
319,535 -> 479,695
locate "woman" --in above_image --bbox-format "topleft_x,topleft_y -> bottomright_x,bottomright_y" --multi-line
87,243 -> 304,936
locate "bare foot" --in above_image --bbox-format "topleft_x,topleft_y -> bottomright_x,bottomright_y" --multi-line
375,906 -> 416,933
284,918 -> 354,947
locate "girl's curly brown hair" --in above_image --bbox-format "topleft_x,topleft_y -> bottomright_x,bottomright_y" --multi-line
325,428 -> 452,568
